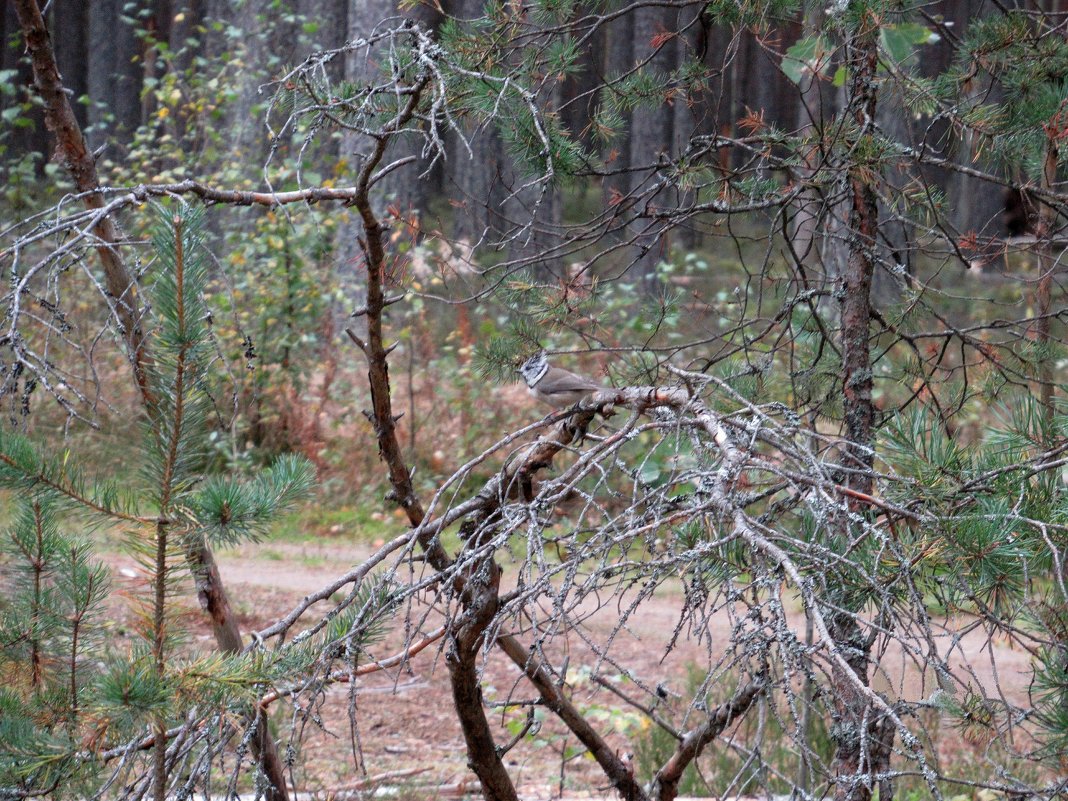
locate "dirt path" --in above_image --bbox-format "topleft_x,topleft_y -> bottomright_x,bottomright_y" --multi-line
107,536 -> 1037,799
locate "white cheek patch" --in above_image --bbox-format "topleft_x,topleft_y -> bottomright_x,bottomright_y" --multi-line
532,363 -> 549,386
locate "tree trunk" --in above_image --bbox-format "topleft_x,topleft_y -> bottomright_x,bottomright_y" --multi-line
346,71 -> 517,799
1035,138 -> 1057,426
499,25 -> 562,277
186,538 -> 289,801
627,3 -> 677,284
445,562 -> 519,801
87,0 -> 142,142
2,4 -> 49,166
789,0 -> 826,273
338,0 -> 442,329
13,0 -> 151,403
600,5 -> 633,232
51,0 -> 89,132
832,9 -> 895,801
841,55 -> 877,484
344,0 -> 438,214
443,0 -> 507,251
670,8 -> 699,251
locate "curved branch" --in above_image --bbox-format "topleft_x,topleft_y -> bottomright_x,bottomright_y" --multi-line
650,676 -> 766,801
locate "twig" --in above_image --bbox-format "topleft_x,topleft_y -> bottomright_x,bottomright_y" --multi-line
319,767 -> 430,793
258,625 -> 446,708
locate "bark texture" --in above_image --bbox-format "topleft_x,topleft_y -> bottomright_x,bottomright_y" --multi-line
87,0 -> 142,138
627,3 -> 677,281
841,14 -> 878,498
831,9 -> 895,801
446,561 -> 517,801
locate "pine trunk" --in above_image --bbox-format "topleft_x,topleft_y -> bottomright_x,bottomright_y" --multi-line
832,9 -> 895,801
627,4 -> 676,284
444,0 -> 506,249
87,0 -> 142,141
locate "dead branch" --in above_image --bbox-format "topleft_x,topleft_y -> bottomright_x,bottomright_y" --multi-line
258,625 -> 446,708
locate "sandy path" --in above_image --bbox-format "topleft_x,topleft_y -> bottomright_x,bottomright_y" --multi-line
120,536 -> 1037,799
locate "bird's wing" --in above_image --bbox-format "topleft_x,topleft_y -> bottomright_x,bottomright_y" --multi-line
541,369 -> 604,394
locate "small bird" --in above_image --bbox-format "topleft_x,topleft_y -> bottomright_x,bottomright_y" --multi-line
517,350 -> 605,409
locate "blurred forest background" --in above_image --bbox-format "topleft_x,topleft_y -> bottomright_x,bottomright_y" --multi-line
0,0 -> 1031,481
0,0 -> 1010,237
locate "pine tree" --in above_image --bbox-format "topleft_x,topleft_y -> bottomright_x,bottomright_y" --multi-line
0,203 -> 319,800
0,498 -> 109,797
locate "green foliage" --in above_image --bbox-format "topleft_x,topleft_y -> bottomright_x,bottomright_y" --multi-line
91,8 -> 346,458
783,24 -> 937,85
4,0 -> 1068,794
192,453 -> 316,546
882,399 -> 1065,621
0,67 -> 71,211
143,202 -> 213,500
540,37 -> 582,77
882,409 -> 969,504
609,70 -> 674,113
590,105 -> 625,145
704,0 -> 800,30
0,204 -> 331,799
879,23 -> 939,70
1032,601 -> 1068,750
323,574 -> 400,659
94,654 -> 171,722
499,107 -> 589,181
474,335 -> 528,384
933,9 -> 1068,177
0,430 -> 140,520
530,0 -> 579,25
0,499 -> 110,795
781,36 -> 834,85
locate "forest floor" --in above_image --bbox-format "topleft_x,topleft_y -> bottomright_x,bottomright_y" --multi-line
98,530 -> 1036,801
